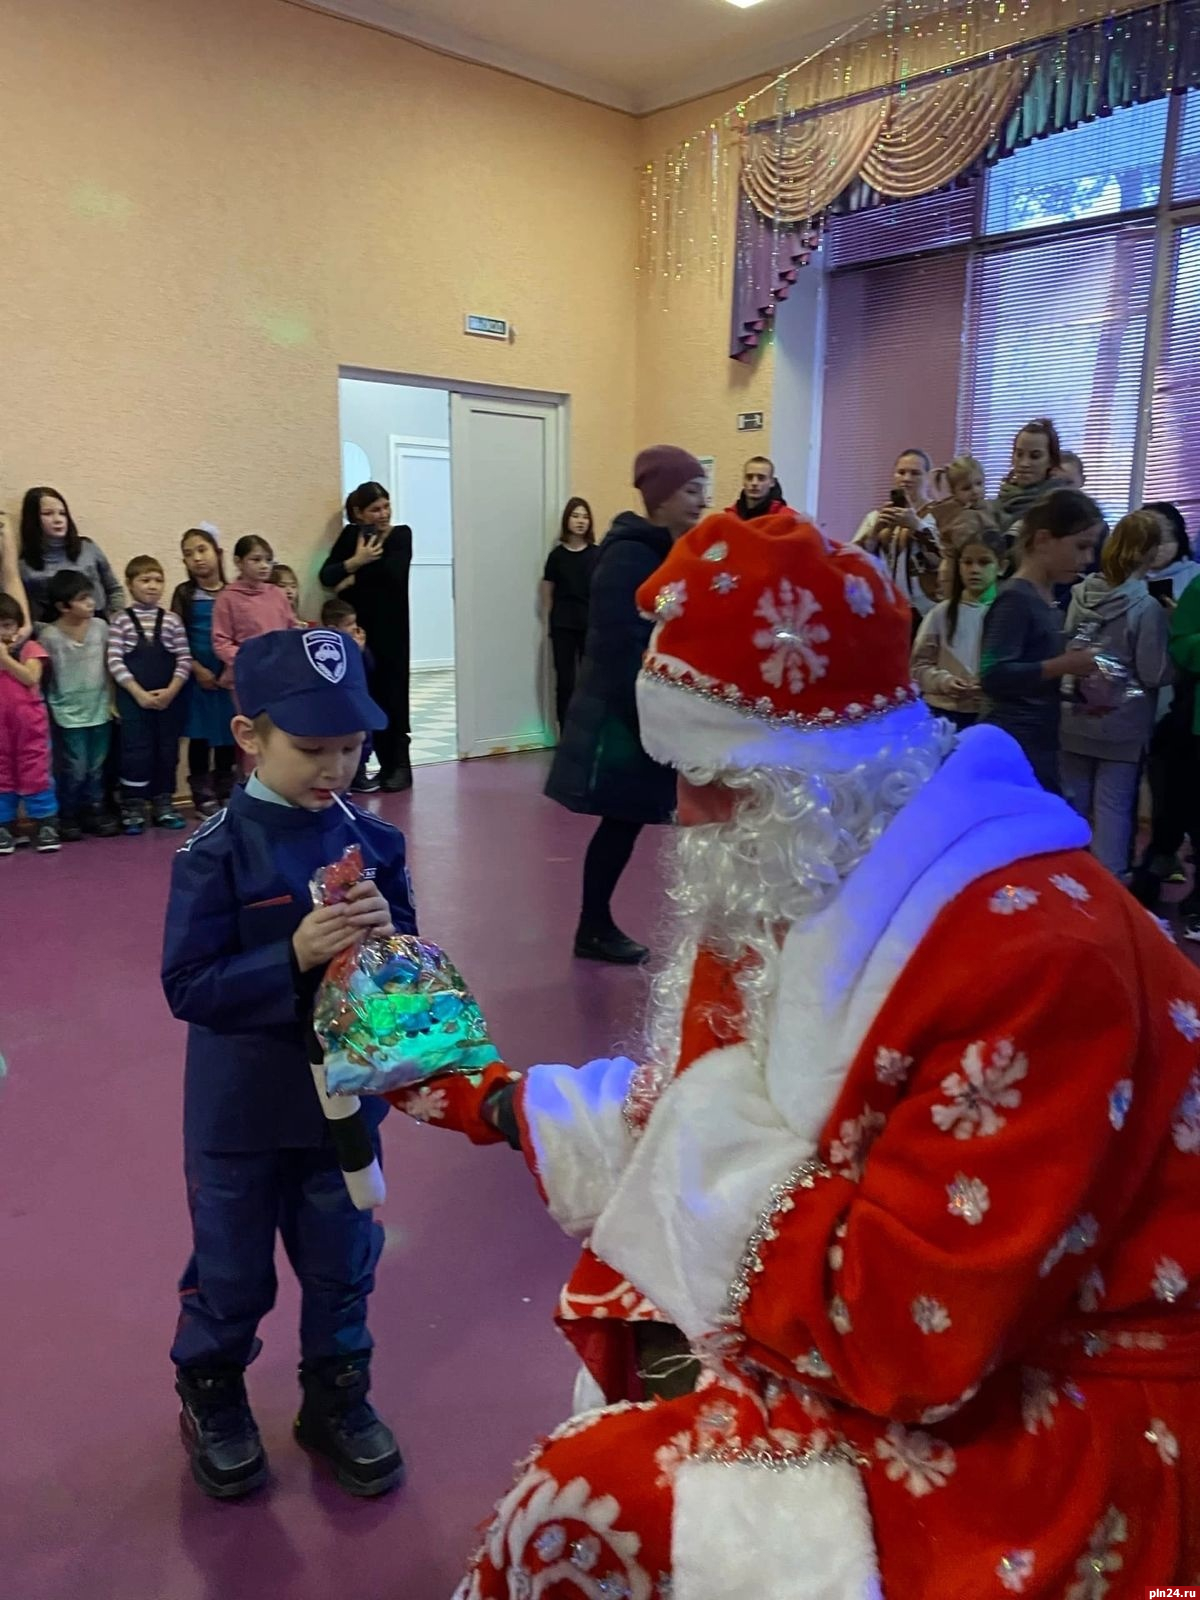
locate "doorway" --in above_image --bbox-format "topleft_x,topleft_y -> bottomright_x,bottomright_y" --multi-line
338,372 -> 566,765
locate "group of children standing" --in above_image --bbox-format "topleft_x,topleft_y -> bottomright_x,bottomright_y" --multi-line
903,430 -> 1200,924
0,493 -> 367,853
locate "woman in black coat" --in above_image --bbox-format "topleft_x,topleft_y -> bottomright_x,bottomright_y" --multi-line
320,481 -> 414,791
546,446 -> 707,964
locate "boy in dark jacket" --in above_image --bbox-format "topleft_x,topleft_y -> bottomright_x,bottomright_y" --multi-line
162,627 -> 415,1501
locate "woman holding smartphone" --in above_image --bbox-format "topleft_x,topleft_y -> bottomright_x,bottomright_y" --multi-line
852,448 -> 941,629
320,481 -> 414,791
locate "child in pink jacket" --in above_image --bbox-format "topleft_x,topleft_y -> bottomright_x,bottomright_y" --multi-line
212,536 -> 297,673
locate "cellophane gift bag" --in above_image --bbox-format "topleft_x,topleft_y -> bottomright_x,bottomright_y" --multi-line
311,845 -> 501,1096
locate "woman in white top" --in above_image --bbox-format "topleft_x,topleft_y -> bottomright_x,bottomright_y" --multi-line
852,447 -> 941,629
911,522 -> 1002,730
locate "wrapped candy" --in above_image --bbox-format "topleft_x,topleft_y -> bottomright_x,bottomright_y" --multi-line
312,846 -> 500,1098
1068,622 -> 1145,713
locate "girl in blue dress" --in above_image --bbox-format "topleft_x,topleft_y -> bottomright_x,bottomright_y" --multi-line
171,527 -> 236,815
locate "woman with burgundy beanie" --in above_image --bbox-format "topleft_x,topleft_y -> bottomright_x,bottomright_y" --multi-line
546,446 -> 707,964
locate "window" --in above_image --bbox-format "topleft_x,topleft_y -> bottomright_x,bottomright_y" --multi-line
825,185 -> 976,270
1173,88 -> 1200,202
817,254 -> 967,534
961,228 -> 1156,523
1143,227 -> 1200,525
983,100 -> 1168,235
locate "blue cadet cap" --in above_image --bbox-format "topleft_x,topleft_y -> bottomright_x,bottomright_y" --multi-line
235,629 -> 386,737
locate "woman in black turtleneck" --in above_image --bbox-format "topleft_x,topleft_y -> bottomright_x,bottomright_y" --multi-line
320,481 -> 413,791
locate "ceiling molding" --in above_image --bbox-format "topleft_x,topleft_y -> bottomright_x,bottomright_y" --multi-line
288,0 -> 641,112
288,0 -> 846,116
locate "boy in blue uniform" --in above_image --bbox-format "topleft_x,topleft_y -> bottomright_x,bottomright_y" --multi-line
162,627 -> 415,1501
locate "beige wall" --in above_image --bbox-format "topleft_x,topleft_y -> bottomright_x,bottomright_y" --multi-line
0,0 -> 639,594
635,81 -> 778,511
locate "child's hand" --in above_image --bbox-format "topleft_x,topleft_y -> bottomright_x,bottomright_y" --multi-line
342,879 -> 394,937
292,904 -> 355,972
194,663 -> 218,690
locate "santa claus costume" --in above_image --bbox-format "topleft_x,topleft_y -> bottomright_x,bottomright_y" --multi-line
398,511 -> 1200,1598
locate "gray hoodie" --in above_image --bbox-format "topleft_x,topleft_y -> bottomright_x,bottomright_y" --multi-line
1061,573 -> 1173,761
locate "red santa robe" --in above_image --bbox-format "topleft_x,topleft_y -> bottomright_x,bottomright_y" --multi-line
431,727 -> 1200,1599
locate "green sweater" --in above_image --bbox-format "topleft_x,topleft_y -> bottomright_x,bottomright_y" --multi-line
1167,573 -> 1200,732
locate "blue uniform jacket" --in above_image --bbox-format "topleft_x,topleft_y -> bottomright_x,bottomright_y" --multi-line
162,785 -> 417,1153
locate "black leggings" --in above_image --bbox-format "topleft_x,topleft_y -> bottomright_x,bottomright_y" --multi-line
188,740 -> 237,780
550,628 -> 586,731
581,817 -> 643,933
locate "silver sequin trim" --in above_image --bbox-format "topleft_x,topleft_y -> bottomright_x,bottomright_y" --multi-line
695,1440 -> 868,1471
640,654 -> 919,732
725,1158 -> 832,1320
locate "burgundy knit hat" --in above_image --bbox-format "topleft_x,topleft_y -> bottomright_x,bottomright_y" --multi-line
634,446 -> 706,516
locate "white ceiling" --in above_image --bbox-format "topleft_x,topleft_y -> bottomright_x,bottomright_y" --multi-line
299,0 -> 878,114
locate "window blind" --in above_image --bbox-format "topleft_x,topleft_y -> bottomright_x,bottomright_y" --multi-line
816,253 -> 967,537
960,226 -> 1156,523
824,185 -> 976,272
1173,88 -> 1200,202
1143,226 -> 1200,530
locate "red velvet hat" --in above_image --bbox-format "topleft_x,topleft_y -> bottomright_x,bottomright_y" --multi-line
634,510 -> 927,774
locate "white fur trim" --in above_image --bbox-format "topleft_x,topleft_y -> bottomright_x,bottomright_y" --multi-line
766,724 -> 1091,1141
674,1455 -> 881,1600
521,1057 -> 638,1237
591,1044 -> 809,1341
637,670 -> 931,774
591,725 -> 1089,1338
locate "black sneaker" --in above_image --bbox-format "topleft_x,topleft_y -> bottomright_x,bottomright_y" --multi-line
350,765 -> 381,794
82,809 -> 120,839
294,1355 -> 404,1497
59,816 -> 84,843
153,798 -> 186,830
121,803 -> 146,836
0,826 -> 14,856
573,927 -> 650,966
176,1366 -> 268,1500
35,819 -> 61,853
379,765 -> 413,793
1183,913 -> 1200,944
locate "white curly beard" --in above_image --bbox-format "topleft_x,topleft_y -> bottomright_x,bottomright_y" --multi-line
642,716 -> 955,1078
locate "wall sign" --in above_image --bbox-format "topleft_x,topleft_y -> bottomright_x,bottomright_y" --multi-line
737,411 -> 765,431
698,456 -> 716,507
464,314 -> 511,341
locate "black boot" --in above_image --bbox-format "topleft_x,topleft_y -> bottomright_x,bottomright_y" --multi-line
176,1366 -> 268,1500
574,925 -> 650,965
379,763 -> 412,793
294,1355 -> 404,1497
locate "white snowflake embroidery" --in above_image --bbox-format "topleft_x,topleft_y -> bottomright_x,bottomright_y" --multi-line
875,1047 -> 913,1087
1169,998 -> 1200,1042
829,1106 -> 887,1180
946,1173 -> 990,1226
794,1347 -> 833,1380
710,572 -> 739,595
1108,1079 -> 1133,1131
829,1295 -> 853,1335
997,1551 -> 1036,1593
1077,1267 -> 1106,1313
1039,1214 -> 1100,1277
932,1038 -> 1028,1140
873,1423 -> 956,1497
1020,1368 -> 1059,1434
911,1296 -> 951,1334
701,542 -> 729,563
988,885 -> 1040,915
398,1084 -> 449,1123
654,581 -> 687,621
827,1241 -> 844,1271
1172,1071 -> 1200,1153
1152,1256 -> 1188,1304
917,1383 -> 979,1427
1145,1418 -> 1180,1466
753,580 -> 831,693
534,1525 -> 567,1563
843,573 -> 875,617
1050,873 -> 1091,904
1065,1507 -> 1127,1600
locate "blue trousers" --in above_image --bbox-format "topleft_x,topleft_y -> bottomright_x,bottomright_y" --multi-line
53,722 -> 110,817
171,1141 -> 384,1371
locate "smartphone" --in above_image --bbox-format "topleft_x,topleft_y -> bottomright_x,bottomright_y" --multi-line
888,489 -> 908,508
1149,578 -> 1174,606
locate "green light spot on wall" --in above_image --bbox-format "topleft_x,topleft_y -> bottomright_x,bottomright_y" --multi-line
70,182 -> 135,222
252,308 -> 314,349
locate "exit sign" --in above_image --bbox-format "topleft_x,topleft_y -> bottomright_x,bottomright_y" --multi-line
465,314 -> 511,341
737,411 -> 765,431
